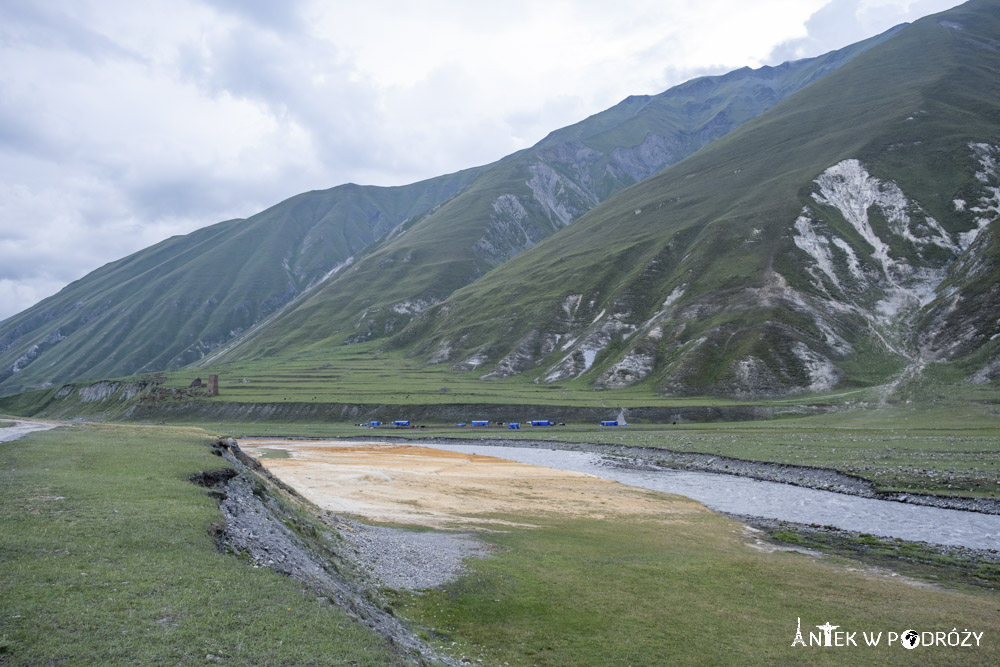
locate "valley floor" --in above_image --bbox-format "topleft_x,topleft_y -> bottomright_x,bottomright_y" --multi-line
237,438 -> 710,529
230,436 -> 999,665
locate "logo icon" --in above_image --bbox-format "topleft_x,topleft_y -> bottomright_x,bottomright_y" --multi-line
902,630 -> 919,650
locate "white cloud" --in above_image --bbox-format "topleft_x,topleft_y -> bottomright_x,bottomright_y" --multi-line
0,0 -> 961,321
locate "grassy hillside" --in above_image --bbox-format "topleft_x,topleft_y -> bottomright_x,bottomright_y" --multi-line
0,25 -> 898,399
209,33 -> 896,363
392,0 -> 1000,399
0,168 -> 484,396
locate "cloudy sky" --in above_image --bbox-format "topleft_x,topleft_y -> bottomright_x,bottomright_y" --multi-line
0,0 -> 960,321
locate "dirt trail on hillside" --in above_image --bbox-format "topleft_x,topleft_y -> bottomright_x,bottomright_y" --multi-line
238,439 -> 707,529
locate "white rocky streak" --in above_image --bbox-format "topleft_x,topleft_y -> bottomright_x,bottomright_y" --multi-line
812,159 -> 901,281
598,350 -> 655,388
793,212 -> 841,288
970,358 -> 1000,385
79,381 -> 120,402
390,299 -> 436,316
963,143 -> 1000,249
545,314 -> 636,381
483,333 -> 549,379
319,257 -> 353,283
526,163 -> 595,226
972,142 -> 997,183
456,351 -> 489,371
628,285 -> 686,346
428,341 -> 452,364
792,342 -> 838,393
789,150 -> 1000,400
473,194 -> 538,261
831,237 -> 863,282
662,286 -> 684,309
493,194 -> 529,234
562,294 -> 582,318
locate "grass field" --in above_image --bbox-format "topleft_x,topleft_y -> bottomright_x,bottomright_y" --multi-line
1,421 -> 997,665
0,423 -> 400,665
3,422 -> 999,666
391,514 -> 999,666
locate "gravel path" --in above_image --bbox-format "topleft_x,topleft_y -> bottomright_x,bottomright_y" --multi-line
335,519 -> 491,591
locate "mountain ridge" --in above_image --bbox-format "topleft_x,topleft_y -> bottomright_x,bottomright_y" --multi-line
0,13 -> 961,400
207,29 -> 900,365
385,0 -> 1000,398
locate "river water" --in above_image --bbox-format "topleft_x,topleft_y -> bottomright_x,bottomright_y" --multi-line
428,443 -> 1000,551
0,420 -> 58,443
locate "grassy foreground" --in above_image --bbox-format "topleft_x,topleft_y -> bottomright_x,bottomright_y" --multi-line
2,421 -> 998,665
391,513 -> 1000,666
0,423 -> 400,665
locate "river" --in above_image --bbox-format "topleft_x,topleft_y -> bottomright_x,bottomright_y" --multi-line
427,443 -> 1000,551
0,420 -> 58,443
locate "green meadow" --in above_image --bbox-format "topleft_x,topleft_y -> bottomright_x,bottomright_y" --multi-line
121,342 -> 999,501
1,422 -> 997,665
394,514 -> 999,666
0,424 -> 401,665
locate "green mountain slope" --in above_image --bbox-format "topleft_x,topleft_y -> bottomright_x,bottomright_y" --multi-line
213,33 -> 896,361
0,20 -> 902,397
392,0 -> 1000,398
0,169 -> 484,395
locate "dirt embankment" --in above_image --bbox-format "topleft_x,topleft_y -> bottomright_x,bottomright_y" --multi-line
195,437 -> 711,665
193,438 -> 464,666
118,398 -> 834,424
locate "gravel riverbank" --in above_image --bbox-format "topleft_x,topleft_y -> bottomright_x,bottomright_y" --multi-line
338,520 -> 491,591
726,514 -> 1000,563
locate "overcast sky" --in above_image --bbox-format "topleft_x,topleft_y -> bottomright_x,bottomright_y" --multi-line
0,0 -> 961,321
